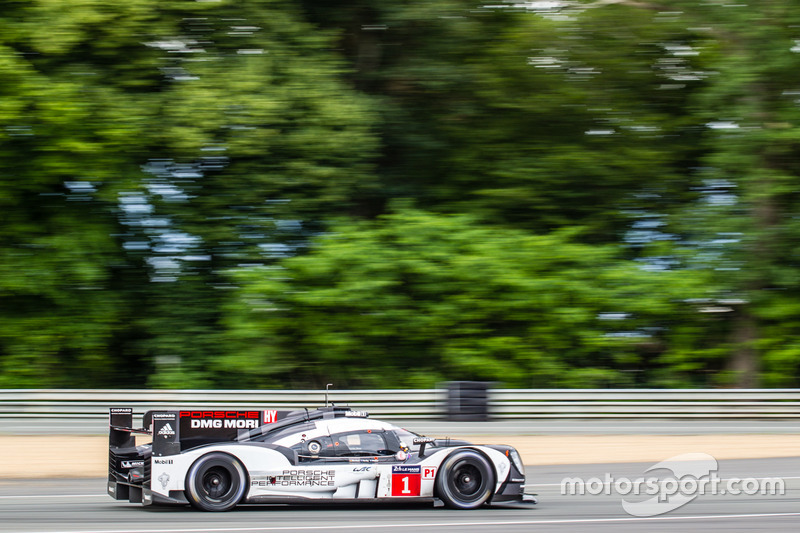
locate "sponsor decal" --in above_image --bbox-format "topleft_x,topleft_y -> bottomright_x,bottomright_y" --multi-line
353,466 -> 372,472
110,408 -> 132,414
178,411 -> 262,430
158,472 -> 170,490
188,418 -> 259,429
392,465 -> 421,474
344,410 -> 369,418
154,459 -> 173,465
251,470 -> 336,488
121,460 -> 144,469
423,467 -> 436,480
157,423 -> 175,436
264,410 -> 278,424
152,413 -> 176,420
413,437 -> 435,444
179,410 -> 260,420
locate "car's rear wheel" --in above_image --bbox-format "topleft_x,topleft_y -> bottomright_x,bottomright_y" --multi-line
435,449 -> 495,509
185,452 -> 247,511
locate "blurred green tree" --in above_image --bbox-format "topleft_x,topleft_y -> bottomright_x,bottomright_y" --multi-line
300,0 -> 704,240
122,0 -> 380,387
0,1 -> 168,386
560,0 -> 800,387
224,209 -> 715,388
0,0 -> 378,388
669,0 -> 800,386
3,0 -> 800,389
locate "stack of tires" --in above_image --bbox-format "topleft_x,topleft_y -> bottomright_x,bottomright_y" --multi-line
445,381 -> 490,422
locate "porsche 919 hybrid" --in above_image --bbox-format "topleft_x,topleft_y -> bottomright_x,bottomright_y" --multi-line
108,406 -> 535,511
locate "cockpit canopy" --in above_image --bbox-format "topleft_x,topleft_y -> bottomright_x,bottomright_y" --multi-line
244,407 -> 421,462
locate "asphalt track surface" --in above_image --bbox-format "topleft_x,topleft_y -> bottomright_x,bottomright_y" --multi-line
2,457 -> 798,533
3,417 -> 800,435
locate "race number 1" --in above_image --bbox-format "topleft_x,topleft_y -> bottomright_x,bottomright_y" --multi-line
391,465 -> 421,496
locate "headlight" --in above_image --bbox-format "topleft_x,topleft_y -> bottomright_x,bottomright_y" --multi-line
509,448 -> 525,474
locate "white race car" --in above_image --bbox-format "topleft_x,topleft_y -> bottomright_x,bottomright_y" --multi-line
108,406 -> 535,511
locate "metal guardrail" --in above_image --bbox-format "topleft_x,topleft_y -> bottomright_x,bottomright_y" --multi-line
0,388 -> 798,419
0,389 -> 445,420
490,389 -> 800,418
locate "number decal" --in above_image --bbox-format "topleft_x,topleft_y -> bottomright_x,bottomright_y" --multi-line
391,466 -> 421,496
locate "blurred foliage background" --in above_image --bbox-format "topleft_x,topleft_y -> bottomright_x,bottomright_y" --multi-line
2,0 -> 800,389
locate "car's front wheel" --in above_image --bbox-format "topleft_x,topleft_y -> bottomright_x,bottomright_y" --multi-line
185,452 -> 248,511
435,449 -> 495,509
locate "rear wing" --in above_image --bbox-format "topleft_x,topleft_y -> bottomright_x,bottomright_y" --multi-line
108,408 -> 151,503
110,408 -> 294,456
108,407 -> 298,505
109,407 -> 148,448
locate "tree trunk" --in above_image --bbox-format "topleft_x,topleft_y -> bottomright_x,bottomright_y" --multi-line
727,312 -> 759,387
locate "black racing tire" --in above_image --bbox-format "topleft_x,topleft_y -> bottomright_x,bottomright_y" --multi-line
185,452 -> 248,512
435,449 -> 495,509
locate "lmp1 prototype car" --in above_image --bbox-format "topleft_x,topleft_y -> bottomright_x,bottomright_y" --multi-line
108,406 -> 535,511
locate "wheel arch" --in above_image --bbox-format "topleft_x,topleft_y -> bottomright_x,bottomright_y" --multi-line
433,446 -> 499,508
184,450 -> 250,511
437,447 -> 500,491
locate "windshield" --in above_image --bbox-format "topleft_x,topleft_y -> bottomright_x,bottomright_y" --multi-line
394,427 -> 423,450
